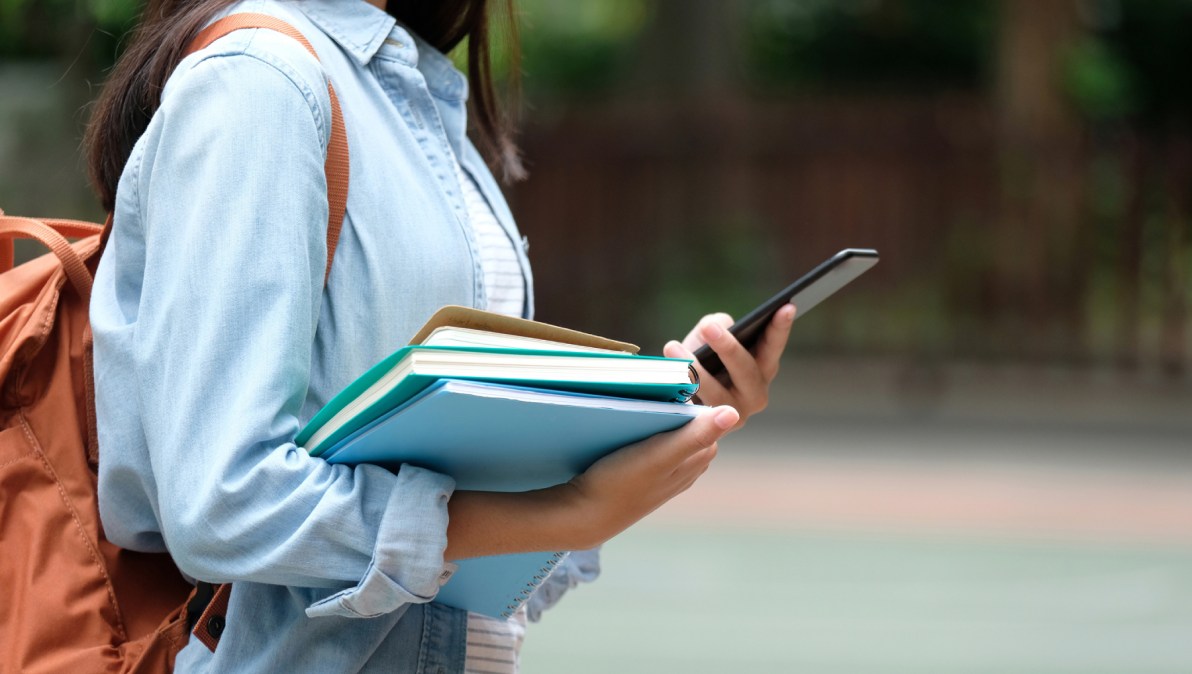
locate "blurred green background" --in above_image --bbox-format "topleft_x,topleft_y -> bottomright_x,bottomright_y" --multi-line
4,0 -> 1191,369
2,1 -> 1191,672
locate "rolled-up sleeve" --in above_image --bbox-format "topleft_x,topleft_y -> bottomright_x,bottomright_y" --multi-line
306,464 -> 454,618
114,43 -> 453,618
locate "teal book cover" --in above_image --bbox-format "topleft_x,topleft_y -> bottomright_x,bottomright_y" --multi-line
319,379 -> 706,618
298,345 -> 698,456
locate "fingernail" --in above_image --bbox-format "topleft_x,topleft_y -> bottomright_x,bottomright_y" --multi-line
713,407 -> 739,430
702,323 -> 724,341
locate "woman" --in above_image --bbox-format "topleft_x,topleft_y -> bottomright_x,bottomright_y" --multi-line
85,0 -> 795,671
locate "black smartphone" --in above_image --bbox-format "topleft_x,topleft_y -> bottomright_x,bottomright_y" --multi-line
693,248 -> 879,385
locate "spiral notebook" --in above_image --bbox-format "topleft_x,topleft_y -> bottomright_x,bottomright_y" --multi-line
319,378 -> 706,618
299,345 -> 698,456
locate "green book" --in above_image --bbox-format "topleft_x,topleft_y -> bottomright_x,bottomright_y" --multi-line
297,320 -> 698,456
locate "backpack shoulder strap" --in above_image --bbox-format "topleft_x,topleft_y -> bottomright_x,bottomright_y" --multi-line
184,13 -> 349,283
122,18 -> 355,655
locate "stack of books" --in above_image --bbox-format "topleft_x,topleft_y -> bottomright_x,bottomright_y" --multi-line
298,306 -> 705,619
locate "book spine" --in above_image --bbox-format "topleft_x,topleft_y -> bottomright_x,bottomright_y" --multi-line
500,551 -> 569,619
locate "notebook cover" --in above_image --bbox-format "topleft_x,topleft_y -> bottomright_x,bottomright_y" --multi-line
410,305 -> 640,354
320,379 -> 705,617
298,346 -> 697,455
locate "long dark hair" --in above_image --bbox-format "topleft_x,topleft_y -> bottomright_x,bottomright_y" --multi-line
85,0 -> 522,213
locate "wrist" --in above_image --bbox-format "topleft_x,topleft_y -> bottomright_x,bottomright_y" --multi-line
540,481 -> 607,551
445,484 -> 606,561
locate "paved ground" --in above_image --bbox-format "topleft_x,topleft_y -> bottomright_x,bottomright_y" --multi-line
520,358 -> 1192,673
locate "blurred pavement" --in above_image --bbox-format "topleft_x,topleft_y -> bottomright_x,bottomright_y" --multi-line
522,357 -> 1192,673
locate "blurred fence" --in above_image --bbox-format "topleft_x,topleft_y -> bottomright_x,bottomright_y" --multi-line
3,68 -> 1187,375
511,94 -> 1191,374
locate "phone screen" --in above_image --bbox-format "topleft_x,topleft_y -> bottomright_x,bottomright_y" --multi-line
693,248 -> 879,384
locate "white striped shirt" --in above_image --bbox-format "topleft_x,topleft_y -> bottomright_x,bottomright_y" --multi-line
453,156 -> 529,673
455,159 -> 525,318
465,610 -> 528,674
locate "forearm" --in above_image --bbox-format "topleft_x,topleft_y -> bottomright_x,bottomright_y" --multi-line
445,485 -> 593,560
445,407 -> 735,561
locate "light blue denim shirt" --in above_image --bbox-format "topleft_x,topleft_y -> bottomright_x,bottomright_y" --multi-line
91,1 -> 594,671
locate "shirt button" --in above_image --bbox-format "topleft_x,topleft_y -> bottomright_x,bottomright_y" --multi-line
207,614 -> 226,639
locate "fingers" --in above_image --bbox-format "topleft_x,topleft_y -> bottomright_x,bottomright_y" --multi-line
753,303 -> 796,381
680,313 -> 734,352
697,321 -> 768,411
696,406 -> 738,445
655,406 -> 736,467
665,339 -> 731,403
662,339 -> 687,360
673,441 -> 718,481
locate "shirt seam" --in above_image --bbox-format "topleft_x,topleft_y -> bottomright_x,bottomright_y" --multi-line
130,140 -> 148,223
186,32 -> 331,150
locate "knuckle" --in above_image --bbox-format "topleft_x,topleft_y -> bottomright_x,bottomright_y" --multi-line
692,429 -> 716,450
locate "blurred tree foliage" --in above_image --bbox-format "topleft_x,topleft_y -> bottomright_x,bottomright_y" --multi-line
0,0 -> 138,59
4,0 -> 1188,123
740,0 -> 1192,125
517,0 -> 649,96
1058,0 -> 1192,125
1092,0 -> 1192,125
744,0 -> 997,92
1062,36 -> 1138,121
2,0 -> 1189,365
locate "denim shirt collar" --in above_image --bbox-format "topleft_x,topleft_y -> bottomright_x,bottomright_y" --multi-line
292,0 -> 393,65
293,0 -> 468,102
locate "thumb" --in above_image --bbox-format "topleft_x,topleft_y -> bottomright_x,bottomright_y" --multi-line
674,406 -> 738,458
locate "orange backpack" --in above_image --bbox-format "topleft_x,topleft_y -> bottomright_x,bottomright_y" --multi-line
0,14 -> 347,673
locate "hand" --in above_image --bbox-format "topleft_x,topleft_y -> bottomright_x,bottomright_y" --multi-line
662,304 -> 796,429
445,406 -> 738,559
560,405 -> 739,549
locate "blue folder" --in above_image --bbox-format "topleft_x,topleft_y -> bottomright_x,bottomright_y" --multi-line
320,378 -> 705,618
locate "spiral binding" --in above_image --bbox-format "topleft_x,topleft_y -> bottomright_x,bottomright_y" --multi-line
671,363 -> 701,403
499,551 -> 569,619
